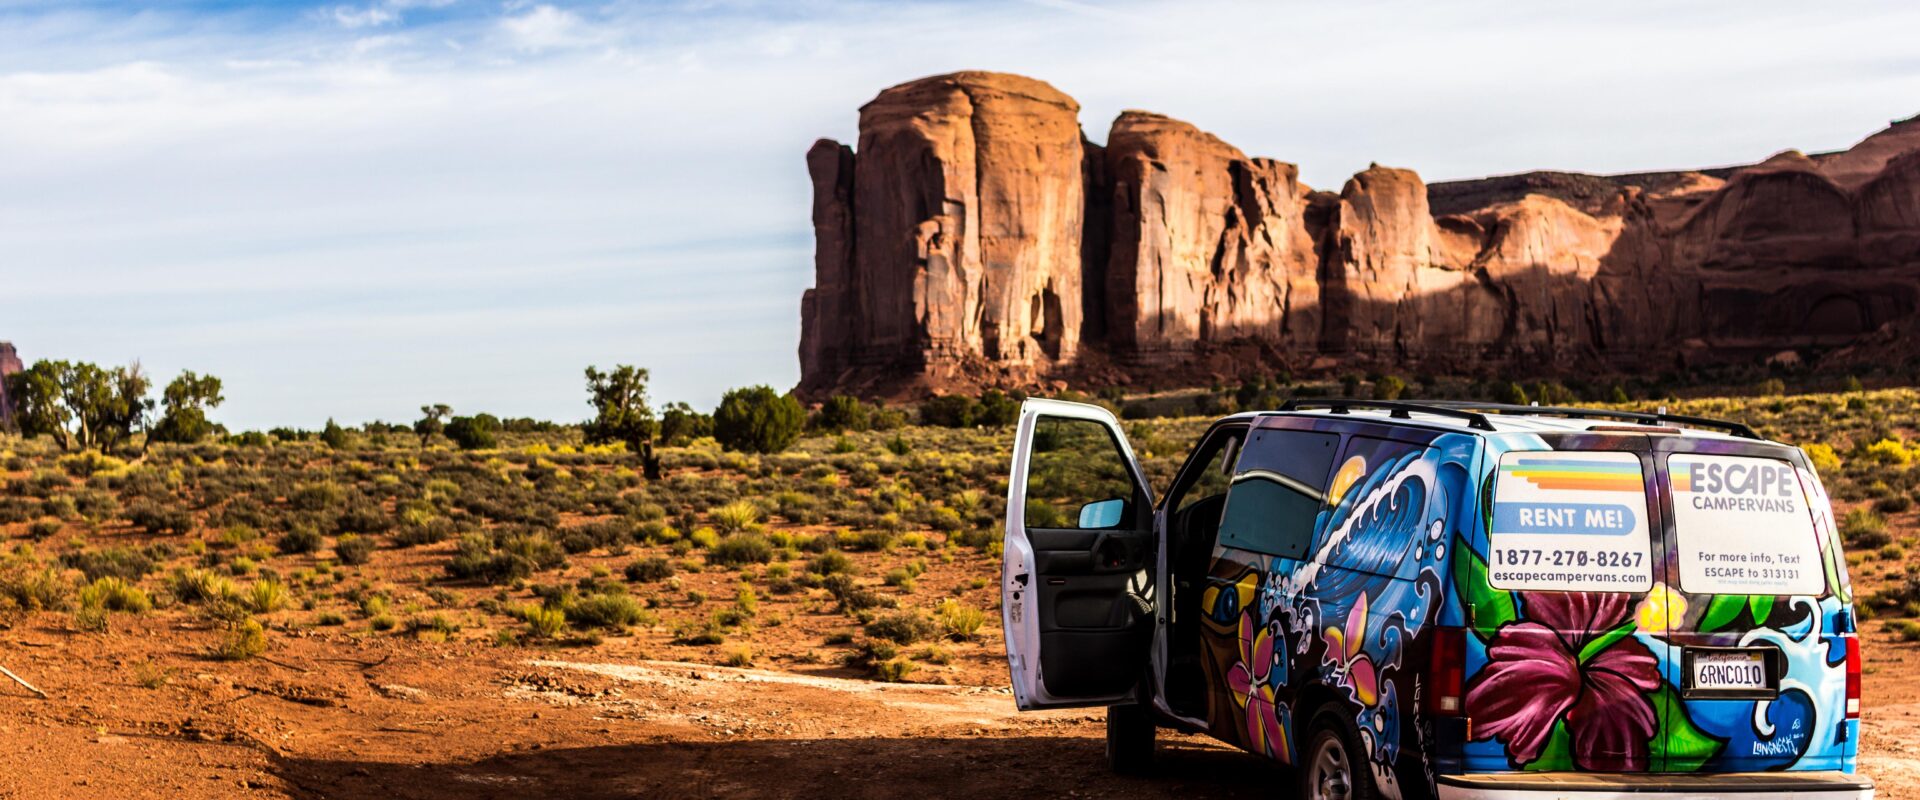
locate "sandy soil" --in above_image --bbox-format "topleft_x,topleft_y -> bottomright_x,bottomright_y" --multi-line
0,611 -> 1912,800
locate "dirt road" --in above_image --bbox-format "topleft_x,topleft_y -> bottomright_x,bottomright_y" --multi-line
1,616 -> 1912,799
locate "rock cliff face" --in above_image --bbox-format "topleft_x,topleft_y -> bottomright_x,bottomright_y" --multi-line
0,342 -> 21,428
798,71 -> 1920,398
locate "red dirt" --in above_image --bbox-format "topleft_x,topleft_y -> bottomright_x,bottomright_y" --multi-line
1,610 -> 1913,799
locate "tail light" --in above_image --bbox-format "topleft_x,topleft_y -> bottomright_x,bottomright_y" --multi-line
1845,636 -> 1861,720
1425,626 -> 1466,717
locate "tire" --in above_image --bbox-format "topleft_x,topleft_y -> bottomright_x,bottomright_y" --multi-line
1105,702 -> 1155,775
1298,709 -> 1380,800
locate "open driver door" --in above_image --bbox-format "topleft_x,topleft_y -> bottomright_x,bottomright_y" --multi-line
1002,399 -> 1157,710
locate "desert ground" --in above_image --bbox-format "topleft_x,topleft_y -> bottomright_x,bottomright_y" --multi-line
2,389 -> 1916,798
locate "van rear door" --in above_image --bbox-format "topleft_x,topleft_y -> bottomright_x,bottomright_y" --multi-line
1655,439 -> 1855,773
1001,399 -> 1156,710
1468,443 -> 1663,773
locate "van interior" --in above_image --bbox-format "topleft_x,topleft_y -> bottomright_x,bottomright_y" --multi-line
1162,423 -> 1246,719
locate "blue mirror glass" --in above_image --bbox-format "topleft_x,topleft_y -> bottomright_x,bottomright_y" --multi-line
1077,497 -> 1127,529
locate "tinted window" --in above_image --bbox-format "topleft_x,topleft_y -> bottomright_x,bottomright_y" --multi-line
1024,417 -> 1140,530
1216,429 -> 1341,558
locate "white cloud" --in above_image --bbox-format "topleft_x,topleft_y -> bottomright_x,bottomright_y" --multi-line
328,4 -> 399,29
499,4 -> 596,52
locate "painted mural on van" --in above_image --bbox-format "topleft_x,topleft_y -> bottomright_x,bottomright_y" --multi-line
1198,429 -> 1856,799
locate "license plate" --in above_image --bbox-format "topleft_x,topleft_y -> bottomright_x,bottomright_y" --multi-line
1688,649 -> 1773,696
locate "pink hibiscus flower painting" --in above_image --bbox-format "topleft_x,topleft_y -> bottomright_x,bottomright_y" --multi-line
1465,592 -> 1660,771
1226,612 -> 1289,761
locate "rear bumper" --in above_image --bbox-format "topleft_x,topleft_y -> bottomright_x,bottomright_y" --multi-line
1436,771 -> 1873,800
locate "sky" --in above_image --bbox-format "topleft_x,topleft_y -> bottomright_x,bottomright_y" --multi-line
3,0 -> 1918,430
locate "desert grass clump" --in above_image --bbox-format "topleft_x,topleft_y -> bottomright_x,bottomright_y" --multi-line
248,579 -> 291,614
80,576 -> 151,614
734,583 -> 759,617
936,598 -> 986,641
517,605 -> 566,639
170,569 -> 241,607
710,500 -> 763,534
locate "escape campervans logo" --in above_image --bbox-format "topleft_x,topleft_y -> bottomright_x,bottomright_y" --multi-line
1669,454 -> 1824,596
1672,460 -> 1799,514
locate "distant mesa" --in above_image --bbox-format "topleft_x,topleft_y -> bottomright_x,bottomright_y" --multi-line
0,342 -> 20,428
796,70 -> 1920,399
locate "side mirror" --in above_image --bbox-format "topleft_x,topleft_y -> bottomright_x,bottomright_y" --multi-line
1077,497 -> 1128,529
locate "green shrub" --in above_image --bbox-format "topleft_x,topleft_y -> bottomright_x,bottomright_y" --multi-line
215,618 -> 268,660
447,531 -> 564,584
873,658 -> 918,682
0,567 -> 72,611
709,534 -> 774,566
809,550 -> 856,576
1804,443 -> 1842,474
688,526 -> 719,549
712,386 -> 805,454
866,611 -> 936,644
1864,438 -> 1913,466
1842,507 -> 1891,548
812,396 -> 870,433
444,414 -> 500,450
522,605 -> 566,639
127,502 -> 192,535
567,593 -> 652,630
278,525 -> 325,555
919,395 -> 979,428
624,557 -> 676,583
58,547 -> 157,583
334,534 -> 375,566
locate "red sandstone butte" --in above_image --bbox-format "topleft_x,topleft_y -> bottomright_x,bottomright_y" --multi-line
798,71 -> 1920,399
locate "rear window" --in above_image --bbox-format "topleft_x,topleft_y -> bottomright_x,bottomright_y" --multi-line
1669,454 -> 1824,596
1488,451 -> 1653,592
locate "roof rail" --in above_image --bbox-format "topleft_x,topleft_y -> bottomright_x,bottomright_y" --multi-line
1277,398 -> 1497,431
1420,401 -> 1762,440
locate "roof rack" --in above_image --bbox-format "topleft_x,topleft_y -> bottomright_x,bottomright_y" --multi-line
1420,401 -> 1761,440
1277,398 -> 1497,431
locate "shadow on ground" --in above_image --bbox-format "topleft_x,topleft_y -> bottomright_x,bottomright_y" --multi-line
272,735 -> 1285,799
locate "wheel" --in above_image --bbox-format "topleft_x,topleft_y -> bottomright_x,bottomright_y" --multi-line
1105,702 -> 1155,775
1299,710 -> 1380,800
